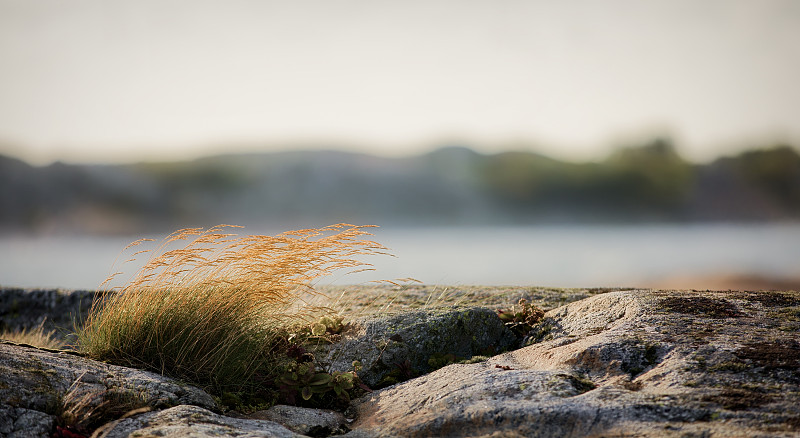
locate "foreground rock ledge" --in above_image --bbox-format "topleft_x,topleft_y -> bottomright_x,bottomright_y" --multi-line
345,290 -> 800,437
1,287 -> 799,437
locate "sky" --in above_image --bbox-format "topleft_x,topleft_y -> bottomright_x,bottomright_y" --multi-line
1,0 -> 799,165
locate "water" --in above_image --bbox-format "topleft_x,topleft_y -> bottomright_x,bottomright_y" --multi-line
1,224 -> 799,290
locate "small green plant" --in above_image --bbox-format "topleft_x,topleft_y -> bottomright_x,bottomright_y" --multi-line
306,314 -> 347,343
378,359 -> 419,387
318,315 -> 345,334
329,370 -> 356,400
276,360 -> 367,408
428,352 -> 462,370
278,361 -> 333,404
497,298 -> 545,338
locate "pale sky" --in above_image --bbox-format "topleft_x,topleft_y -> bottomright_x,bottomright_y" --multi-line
1,0 -> 799,165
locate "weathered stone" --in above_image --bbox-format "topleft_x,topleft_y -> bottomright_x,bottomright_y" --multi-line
342,290 -> 800,437
0,341 -> 217,436
99,404 -> 304,438
3,287 -> 800,437
247,405 -> 349,436
312,307 -> 517,387
0,407 -> 54,438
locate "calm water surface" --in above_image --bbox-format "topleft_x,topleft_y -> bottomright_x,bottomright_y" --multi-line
1,224 -> 799,289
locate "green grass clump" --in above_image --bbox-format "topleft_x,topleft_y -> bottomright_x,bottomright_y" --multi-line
77,224 -> 386,393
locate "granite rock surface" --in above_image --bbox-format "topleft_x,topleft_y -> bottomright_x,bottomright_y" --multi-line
342,290 -> 800,437
313,306 -> 517,387
1,287 -> 798,437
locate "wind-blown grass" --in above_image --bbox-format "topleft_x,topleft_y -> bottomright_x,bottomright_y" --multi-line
77,224 -> 386,392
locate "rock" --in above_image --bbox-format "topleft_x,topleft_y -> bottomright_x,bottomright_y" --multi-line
0,341 -> 217,437
247,405 -> 349,436
313,307 -> 517,387
342,290 -> 800,437
3,287 -> 800,437
1,408 -> 54,438
99,405 -> 304,438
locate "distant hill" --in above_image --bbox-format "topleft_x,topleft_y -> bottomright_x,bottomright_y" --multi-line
2,140 -> 799,234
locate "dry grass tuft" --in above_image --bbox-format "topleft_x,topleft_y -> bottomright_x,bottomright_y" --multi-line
56,372 -> 150,437
77,224 -> 387,392
1,320 -> 65,350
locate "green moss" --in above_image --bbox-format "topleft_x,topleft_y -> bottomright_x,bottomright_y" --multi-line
774,307 -> 800,322
525,321 -> 554,345
625,366 -> 644,376
218,391 -> 243,409
427,352 -> 461,370
745,291 -> 800,307
616,339 -> 662,377
459,355 -> 489,365
566,373 -> 596,394
709,361 -> 750,372
644,343 -> 659,366
21,366 -> 57,377
215,390 -> 274,413
376,359 -> 419,388
694,354 -> 708,370
735,340 -> 800,370
622,380 -> 643,391
659,296 -> 743,318
20,357 -> 61,414
702,389 -> 773,411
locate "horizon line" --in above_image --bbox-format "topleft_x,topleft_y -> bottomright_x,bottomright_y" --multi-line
1,136 -> 797,168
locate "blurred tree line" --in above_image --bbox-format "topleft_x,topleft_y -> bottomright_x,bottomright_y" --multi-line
481,138 -> 694,220
1,139 -> 799,234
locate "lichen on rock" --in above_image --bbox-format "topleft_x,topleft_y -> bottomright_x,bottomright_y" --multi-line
312,306 -> 517,388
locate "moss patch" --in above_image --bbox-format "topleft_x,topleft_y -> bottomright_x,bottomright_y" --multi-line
565,374 -> 596,394
658,296 -> 743,318
735,340 -> 800,370
743,291 -> 800,307
702,389 -> 772,411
